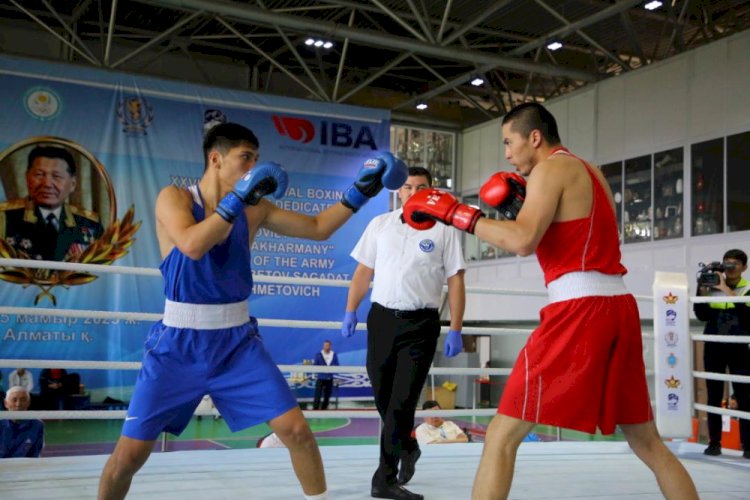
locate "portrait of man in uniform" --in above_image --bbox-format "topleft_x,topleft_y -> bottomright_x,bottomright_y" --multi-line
0,144 -> 104,261
0,138 -> 137,304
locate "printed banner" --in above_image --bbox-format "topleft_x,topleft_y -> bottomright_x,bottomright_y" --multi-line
0,54 -> 387,402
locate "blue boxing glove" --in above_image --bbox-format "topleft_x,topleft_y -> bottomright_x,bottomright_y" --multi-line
341,311 -> 358,338
216,161 -> 289,223
444,330 -> 463,357
341,152 -> 408,212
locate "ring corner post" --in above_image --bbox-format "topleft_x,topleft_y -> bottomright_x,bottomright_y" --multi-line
652,271 -> 693,439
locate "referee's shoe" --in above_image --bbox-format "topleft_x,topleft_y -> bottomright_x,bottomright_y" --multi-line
397,447 -> 421,485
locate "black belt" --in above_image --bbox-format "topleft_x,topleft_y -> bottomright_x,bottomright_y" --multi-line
374,302 -> 438,319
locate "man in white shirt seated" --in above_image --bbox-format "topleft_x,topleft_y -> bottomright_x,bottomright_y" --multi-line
9,368 -> 34,394
415,400 -> 469,445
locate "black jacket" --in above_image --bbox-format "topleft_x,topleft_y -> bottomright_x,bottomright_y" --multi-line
693,278 -> 750,335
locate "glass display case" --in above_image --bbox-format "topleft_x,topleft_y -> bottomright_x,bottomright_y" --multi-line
391,126 -> 455,189
462,195 -> 513,262
518,127 -> 750,250
463,195 -> 481,262
727,131 -> 750,232
601,161 -> 623,243
691,138 -> 723,236
653,148 -> 684,240
461,129 -> 750,266
623,155 -> 652,243
480,199 -> 513,260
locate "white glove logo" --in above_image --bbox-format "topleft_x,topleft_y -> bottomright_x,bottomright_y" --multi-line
426,192 -> 443,206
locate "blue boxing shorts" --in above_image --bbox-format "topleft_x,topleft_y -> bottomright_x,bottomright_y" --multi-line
122,314 -> 297,441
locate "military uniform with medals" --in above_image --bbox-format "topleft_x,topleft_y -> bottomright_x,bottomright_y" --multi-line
0,199 -> 104,261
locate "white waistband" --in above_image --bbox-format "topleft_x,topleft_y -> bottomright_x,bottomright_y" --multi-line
547,272 -> 628,304
162,299 -> 249,330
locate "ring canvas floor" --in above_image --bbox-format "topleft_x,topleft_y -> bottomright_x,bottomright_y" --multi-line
2,441 -> 748,499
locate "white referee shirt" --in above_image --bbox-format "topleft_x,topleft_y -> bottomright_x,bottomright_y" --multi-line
350,208 -> 465,310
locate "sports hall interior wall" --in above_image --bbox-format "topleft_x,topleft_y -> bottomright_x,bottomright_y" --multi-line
458,28 -> 750,324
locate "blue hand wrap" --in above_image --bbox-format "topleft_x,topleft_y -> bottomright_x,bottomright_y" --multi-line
216,192 -> 245,223
341,185 -> 370,212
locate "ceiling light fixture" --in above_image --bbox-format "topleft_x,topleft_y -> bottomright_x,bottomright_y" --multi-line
470,76 -> 485,86
305,38 -> 334,49
416,101 -> 428,110
644,1 -> 663,10
546,41 -> 563,51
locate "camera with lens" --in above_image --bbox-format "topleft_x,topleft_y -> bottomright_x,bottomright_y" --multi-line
697,261 -> 735,287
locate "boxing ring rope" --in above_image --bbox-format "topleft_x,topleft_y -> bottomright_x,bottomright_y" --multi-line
0,254 -> 525,431
0,305 -> 533,337
1,257 -> 747,436
688,294 -> 750,428
0,355 -> 511,421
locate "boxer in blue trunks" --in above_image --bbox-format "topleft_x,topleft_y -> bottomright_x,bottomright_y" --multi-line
98,123 -> 407,500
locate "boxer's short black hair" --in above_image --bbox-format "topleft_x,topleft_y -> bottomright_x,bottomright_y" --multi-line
502,102 -> 561,145
408,166 -> 432,187
203,122 -> 260,168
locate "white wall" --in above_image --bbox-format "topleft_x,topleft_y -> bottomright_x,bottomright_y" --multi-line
459,30 -> 750,322
460,118 -> 502,192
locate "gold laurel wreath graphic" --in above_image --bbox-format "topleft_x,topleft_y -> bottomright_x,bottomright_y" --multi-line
0,205 -> 141,305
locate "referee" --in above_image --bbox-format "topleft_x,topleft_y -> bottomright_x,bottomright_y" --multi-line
341,166 -> 466,500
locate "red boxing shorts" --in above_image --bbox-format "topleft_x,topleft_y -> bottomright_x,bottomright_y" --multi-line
498,293 -> 653,435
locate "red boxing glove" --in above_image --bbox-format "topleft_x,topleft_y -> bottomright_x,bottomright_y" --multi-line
403,188 -> 485,233
480,171 -> 527,220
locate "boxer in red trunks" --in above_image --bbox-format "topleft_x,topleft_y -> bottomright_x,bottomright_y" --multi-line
402,102 -> 698,500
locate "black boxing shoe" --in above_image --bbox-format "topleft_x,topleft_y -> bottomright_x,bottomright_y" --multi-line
397,448 -> 421,485
371,482 -> 424,500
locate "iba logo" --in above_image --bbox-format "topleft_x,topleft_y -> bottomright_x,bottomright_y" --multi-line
272,115 -> 378,150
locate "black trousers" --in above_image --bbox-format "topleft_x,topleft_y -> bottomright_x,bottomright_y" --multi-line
366,303 -> 440,484
704,339 -> 750,450
313,379 -> 334,410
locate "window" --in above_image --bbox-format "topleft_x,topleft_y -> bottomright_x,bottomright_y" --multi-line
391,125 -> 455,189
601,161 -> 623,242
727,131 -> 750,232
623,155 -> 652,243
653,148 -> 684,240
462,195 -> 513,261
690,138 -> 723,236
462,195 -> 481,262
479,198 -> 513,260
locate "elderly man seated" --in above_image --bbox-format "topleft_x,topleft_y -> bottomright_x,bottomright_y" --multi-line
1,386 -> 44,458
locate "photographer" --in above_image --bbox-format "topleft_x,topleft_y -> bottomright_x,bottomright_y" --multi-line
694,249 -> 750,459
